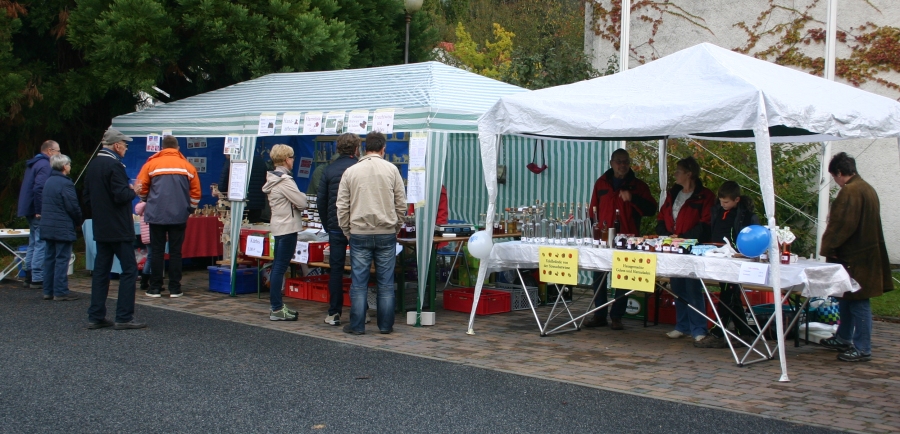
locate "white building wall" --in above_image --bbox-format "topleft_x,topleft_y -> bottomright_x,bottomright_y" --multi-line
585,0 -> 900,263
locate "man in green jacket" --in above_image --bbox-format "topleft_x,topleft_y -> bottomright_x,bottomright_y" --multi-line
819,152 -> 893,362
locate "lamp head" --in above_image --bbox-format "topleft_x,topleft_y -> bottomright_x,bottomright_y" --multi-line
404,0 -> 423,13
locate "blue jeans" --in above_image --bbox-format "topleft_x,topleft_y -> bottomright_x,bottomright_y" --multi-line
269,232 -> 297,312
88,241 -> 137,323
348,234 -> 396,333
671,278 -> 707,337
592,271 -> 628,319
835,298 -> 872,355
142,245 -> 152,275
25,216 -> 45,281
42,240 -> 73,297
327,231 -> 348,316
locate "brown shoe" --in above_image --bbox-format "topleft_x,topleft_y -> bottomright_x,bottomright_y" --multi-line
610,318 -> 624,330
583,315 -> 608,328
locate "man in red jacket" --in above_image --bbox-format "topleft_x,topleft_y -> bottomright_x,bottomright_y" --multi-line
585,149 -> 657,330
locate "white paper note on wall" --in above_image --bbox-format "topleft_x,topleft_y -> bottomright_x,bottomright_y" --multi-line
408,133 -> 427,168
407,170 -> 426,204
227,160 -> 248,201
281,113 -> 302,135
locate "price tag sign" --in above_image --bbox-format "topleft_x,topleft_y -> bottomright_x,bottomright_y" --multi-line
611,251 -> 656,292
245,236 -> 265,257
293,241 -> 309,263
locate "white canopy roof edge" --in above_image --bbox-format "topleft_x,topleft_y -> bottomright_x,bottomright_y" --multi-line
468,42 -> 900,382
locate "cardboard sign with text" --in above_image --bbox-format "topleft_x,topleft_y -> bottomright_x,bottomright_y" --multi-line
538,247 -> 578,285
611,251 -> 657,292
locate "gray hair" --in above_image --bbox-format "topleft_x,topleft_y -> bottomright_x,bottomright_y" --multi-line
50,153 -> 71,171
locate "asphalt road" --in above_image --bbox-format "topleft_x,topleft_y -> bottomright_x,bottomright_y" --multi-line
0,283 -> 841,434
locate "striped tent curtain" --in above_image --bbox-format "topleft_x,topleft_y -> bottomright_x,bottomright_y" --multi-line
445,135 -> 616,285
227,135 -> 258,295
414,131 -> 449,315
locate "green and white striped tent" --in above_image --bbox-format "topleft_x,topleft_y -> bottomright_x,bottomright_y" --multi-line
111,61 -> 539,316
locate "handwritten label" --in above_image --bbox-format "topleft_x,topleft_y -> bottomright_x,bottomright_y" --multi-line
738,262 -> 770,286
245,236 -> 265,257
611,251 -> 656,292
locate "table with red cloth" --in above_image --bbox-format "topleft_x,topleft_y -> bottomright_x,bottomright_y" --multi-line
181,216 -> 224,258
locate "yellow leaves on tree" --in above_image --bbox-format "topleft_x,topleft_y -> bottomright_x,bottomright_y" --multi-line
453,22 -> 514,80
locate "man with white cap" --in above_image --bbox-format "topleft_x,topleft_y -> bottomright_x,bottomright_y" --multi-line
83,128 -> 145,330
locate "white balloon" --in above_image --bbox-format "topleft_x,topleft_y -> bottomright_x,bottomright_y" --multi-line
467,230 -> 494,259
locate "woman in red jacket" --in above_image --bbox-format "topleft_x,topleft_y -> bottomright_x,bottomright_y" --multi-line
657,156 -> 715,342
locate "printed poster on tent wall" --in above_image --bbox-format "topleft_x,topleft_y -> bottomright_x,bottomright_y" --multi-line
347,110 -> 369,134
372,110 -> 394,134
146,135 -> 161,153
186,137 -> 207,149
258,113 -> 276,135
323,112 -> 345,135
303,112 -> 323,135
281,113 -> 302,135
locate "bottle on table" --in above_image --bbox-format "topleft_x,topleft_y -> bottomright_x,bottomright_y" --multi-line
477,213 -> 486,231
574,202 -> 585,246
566,203 -> 577,246
547,203 -> 558,245
493,213 -> 501,235
539,203 -> 549,244
581,203 -> 593,246
781,227 -> 792,265
591,206 -> 602,248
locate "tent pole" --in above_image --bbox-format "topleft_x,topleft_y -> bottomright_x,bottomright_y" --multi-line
617,0 -> 630,151
816,0 -> 838,260
658,139 -> 667,208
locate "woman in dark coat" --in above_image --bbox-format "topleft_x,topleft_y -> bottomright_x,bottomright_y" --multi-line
40,154 -> 83,301
657,156 -> 715,341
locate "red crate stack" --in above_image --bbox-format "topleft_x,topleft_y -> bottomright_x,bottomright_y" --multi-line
443,288 -> 511,315
239,229 -> 270,256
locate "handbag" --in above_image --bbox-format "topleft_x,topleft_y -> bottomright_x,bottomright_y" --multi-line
809,297 -> 840,325
526,140 -> 548,174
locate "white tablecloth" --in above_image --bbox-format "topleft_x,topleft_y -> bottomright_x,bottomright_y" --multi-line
484,242 -> 856,298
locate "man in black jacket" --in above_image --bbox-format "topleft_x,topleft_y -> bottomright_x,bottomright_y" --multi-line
82,128 -> 145,330
317,133 -> 360,326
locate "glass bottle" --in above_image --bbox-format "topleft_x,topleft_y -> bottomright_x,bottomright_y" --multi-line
493,213 -> 500,235
539,203 -> 549,244
547,203 -> 558,245
601,221 -> 609,248
566,203 -> 577,246
591,207 -> 602,248
477,213 -> 486,231
574,202 -> 585,246
506,208 -> 517,234
781,227 -> 792,265
407,213 -> 416,237
522,209 -> 533,243
582,202 -> 594,246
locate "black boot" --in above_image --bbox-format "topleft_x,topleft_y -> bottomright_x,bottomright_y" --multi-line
140,274 -> 150,291
22,270 -> 32,288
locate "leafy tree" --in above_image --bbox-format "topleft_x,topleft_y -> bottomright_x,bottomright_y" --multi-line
452,22 -> 513,79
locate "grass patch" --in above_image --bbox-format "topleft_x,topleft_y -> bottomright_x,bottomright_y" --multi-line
872,271 -> 900,318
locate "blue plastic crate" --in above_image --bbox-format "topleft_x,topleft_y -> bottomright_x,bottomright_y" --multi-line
208,266 -> 258,294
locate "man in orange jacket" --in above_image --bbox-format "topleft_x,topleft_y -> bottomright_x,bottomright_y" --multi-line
136,135 -> 201,298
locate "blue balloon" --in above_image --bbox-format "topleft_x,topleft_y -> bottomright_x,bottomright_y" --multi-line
736,225 -> 771,257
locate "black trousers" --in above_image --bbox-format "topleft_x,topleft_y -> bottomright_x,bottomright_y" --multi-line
88,241 -> 137,323
149,223 -> 186,292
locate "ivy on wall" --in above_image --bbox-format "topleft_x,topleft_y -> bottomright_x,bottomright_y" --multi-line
590,0 -> 900,96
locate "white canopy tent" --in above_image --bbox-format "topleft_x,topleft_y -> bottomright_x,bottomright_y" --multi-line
111,61 -> 528,315
474,42 -> 900,381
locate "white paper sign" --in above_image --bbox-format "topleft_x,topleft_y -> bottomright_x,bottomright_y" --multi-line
372,110 -> 395,134
281,112 -> 302,135
297,157 -> 313,178
258,113 -> 277,135
409,133 -> 427,168
324,112 -> 345,135
293,241 -> 309,263
407,170 -> 426,204
224,135 -> 241,155
187,157 -> 207,173
347,111 -> 369,134
303,112 -> 323,135
738,262 -> 770,286
186,137 -> 207,149
227,160 -> 248,201
146,135 -> 161,153
162,130 -> 173,136
246,236 -> 265,257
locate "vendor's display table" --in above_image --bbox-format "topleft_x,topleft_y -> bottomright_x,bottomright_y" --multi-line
0,228 -> 30,281
481,242 -> 856,366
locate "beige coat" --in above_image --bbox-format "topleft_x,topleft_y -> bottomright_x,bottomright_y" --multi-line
820,175 -> 893,300
336,153 -> 406,236
262,167 -> 308,236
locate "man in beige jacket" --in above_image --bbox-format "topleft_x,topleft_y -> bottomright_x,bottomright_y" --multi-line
337,131 -> 406,335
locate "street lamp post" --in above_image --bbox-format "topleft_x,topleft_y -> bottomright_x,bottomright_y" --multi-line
404,0 -> 423,64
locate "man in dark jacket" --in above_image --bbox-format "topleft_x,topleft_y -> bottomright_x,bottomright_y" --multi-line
585,149 -> 657,330
40,154 -> 82,301
317,133 -> 360,326
819,152 -> 892,362
17,140 -> 59,288
82,128 -> 145,330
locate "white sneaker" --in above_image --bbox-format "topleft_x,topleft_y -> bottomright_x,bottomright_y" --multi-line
365,313 -> 371,324
324,313 -> 340,326
694,334 -> 707,342
666,330 -> 685,339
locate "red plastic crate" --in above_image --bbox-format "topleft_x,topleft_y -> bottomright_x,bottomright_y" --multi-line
443,288 -> 511,315
742,290 -> 775,306
647,291 -> 677,325
307,242 -> 328,263
308,282 -> 330,303
284,277 -> 310,300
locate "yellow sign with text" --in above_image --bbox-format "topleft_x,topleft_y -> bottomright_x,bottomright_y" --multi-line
538,247 -> 578,285
611,251 -> 657,292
